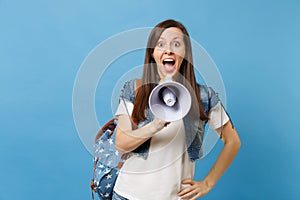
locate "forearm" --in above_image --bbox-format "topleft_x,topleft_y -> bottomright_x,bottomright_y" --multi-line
116,124 -> 155,153
204,123 -> 241,188
204,140 -> 240,188
115,116 -> 166,153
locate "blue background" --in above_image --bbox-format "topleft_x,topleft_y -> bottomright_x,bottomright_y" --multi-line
1,0 -> 299,199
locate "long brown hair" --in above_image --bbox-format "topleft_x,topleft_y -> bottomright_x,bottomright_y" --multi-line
132,19 -> 209,124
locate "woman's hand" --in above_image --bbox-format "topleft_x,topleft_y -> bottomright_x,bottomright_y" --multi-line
178,178 -> 213,200
152,117 -> 170,132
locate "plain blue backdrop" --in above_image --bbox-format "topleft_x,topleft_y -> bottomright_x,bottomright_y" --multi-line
1,0 -> 299,199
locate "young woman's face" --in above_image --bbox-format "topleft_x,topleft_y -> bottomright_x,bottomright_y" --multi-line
152,27 -> 186,79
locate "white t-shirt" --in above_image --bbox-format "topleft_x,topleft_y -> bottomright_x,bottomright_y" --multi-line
114,100 -> 229,200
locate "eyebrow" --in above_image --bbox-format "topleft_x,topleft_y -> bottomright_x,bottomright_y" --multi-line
159,36 -> 183,40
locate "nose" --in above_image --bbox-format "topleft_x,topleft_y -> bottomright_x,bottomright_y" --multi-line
164,45 -> 173,54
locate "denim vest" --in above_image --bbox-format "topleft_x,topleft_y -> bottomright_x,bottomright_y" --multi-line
120,79 -> 220,162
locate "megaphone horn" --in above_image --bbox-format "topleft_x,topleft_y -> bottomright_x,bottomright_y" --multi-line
148,76 -> 192,122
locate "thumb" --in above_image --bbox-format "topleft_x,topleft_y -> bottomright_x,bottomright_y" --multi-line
181,178 -> 193,184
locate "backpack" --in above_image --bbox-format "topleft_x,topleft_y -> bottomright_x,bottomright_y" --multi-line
91,118 -> 123,200
91,79 -> 140,200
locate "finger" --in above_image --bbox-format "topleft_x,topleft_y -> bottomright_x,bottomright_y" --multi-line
180,189 -> 197,199
178,186 -> 192,196
181,178 -> 194,184
153,118 -> 167,130
189,193 -> 202,200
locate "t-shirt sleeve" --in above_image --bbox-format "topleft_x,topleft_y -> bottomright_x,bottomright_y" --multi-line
115,80 -> 135,117
115,99 -> 134,117
208,102 -> 229,130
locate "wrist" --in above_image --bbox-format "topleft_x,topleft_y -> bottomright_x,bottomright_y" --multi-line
203,177 -> 216,190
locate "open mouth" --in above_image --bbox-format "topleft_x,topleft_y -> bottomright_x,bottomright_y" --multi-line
162,58 -> 176,73
162,58 -> 175,66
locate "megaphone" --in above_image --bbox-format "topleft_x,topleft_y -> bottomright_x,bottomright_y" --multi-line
148,75 -> 192,122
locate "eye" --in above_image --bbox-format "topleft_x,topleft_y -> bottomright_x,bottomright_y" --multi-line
156,41 -> 165,48
173,41 -> 181,47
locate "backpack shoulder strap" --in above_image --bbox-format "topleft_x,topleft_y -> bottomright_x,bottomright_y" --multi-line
94,118 -> 117,142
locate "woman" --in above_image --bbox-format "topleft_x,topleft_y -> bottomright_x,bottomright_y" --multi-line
113,19 -> 241,200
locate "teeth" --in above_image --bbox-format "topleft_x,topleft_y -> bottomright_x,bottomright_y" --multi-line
163,58 -> 174,62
